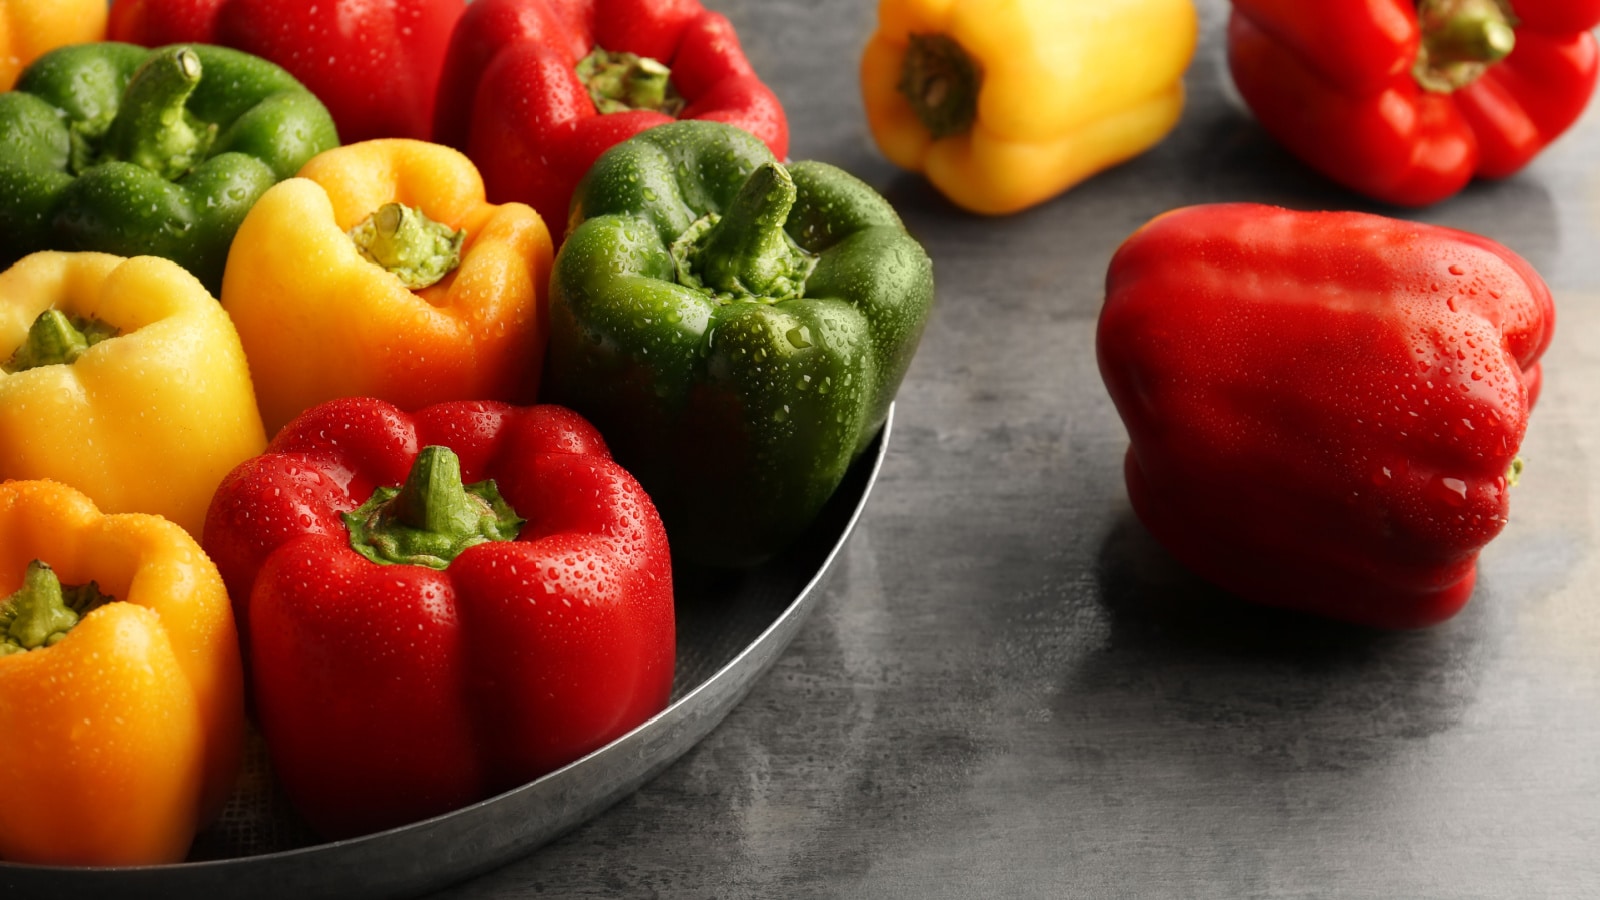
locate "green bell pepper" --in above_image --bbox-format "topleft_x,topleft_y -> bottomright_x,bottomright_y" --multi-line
0,42 -> 338,294
547,120 -> 934,566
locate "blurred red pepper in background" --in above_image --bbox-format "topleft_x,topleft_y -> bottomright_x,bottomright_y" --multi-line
108,0 -> 465,143
1228,0 -> 1600,205
434,0 -> 788,242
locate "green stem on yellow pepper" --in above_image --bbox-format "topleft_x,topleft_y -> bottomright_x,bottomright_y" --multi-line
899,33 -> 982,140
0,561 -> 111,655
4,309 -> 117,373
348,202 -> 466,290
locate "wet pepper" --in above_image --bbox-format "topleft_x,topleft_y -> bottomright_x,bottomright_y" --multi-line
861,0 -> 1198,215
1098,203 -> 1554,628
1229,0 -> 1600,206
0,251 -> 267,539
0,42 -> 338,294
547,121 -> 933,566
221,139 -> 553,436
434,0 -> 788,243
202,397 -> 675,839
106,0 -> 465,143
0,479 -> 244,866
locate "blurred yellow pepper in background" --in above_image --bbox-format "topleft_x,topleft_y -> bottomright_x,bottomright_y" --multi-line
861,0 -> 1198,215
1,0 -> 108,90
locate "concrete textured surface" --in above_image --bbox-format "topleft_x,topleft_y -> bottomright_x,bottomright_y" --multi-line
434,1 -> 1600,897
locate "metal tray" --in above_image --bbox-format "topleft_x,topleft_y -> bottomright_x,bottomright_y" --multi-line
0,407 -> 894,900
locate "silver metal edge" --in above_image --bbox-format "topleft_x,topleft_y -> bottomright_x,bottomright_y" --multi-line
1,405 -> 895,900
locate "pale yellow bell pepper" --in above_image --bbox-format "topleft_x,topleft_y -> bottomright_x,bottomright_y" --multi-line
0,252 -> 267,538
861,0 -> 1198,215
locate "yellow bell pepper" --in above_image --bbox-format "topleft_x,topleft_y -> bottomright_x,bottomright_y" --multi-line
0,479 -> 244,865
861,0 -> 1198,215
220,138 -> 554,435
0,0 -> 107,91
0,252 -> 267,539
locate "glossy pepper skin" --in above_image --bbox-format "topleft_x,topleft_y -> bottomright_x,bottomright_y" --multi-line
221,139 -> 553,436
1097,203 -> 1555,629
547,121 -> 933,566
1,0 -> 108,91
1229,0 -> 1600,206
0,42 -> 338,294
106,0 -> 464,143
202,397 -> 674,839
435,0 -> 788,243
0,252 -> 267,539
0,479 -> 244,865
861,0 -> 1197,215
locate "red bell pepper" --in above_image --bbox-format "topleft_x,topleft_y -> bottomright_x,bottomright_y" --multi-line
106,0 -> 465,143
1097,203 -> 1554,629
1228,0 -> 1600,206
202,397 -> 674,838
434,0 -> 789,242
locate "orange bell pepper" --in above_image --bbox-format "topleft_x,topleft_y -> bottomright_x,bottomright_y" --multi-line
220,139 -> 554,435
0,479 -> 244,866
1,0 -> 108,91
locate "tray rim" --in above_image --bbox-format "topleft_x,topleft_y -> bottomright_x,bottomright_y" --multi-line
0,405 -> 894,900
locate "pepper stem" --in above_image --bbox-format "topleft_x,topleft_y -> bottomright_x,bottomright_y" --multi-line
3,309 -> 117,373
0,561 -> 111,656
100,46 -> 218,180
1413,0 -> 1517,92
577,47 -> 686,116
672,162 -> 815,303
348,202 -> 467,290
342,446 -> 524,569
899,33 -> 982,140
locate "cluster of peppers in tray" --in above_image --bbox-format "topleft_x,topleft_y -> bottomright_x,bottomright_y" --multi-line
0,0 -> 1595,870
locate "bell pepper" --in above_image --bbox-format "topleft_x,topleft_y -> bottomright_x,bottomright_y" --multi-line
434,0 -> 789,243
201,396 -> 674,839
0,479 -> 244,865
547,120 -> 933,566
0,42 -> 338,294
220,138 -> 553,436
860,0 -> 1198,215
0,251 -> 267,539
1228,0 -> 1600,207
106,0 -> 464,144
1097,203 -> 1555,628
1,0 -> 108,91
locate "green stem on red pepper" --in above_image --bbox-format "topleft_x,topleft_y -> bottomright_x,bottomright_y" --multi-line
343,445 -> 524,569
577,47 -> 686,116
347,202 -> 466,290
0,560 -> 112,656
94,46 -> 219,180
672,161 -> 815,303
3,309 -> 117,373
1414,0 -> 1518,92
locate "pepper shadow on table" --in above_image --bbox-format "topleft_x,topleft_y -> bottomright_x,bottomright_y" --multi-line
1070,510 -> 1500,774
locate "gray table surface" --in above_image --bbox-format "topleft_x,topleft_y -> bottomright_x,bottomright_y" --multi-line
437,1 -> 1600,897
